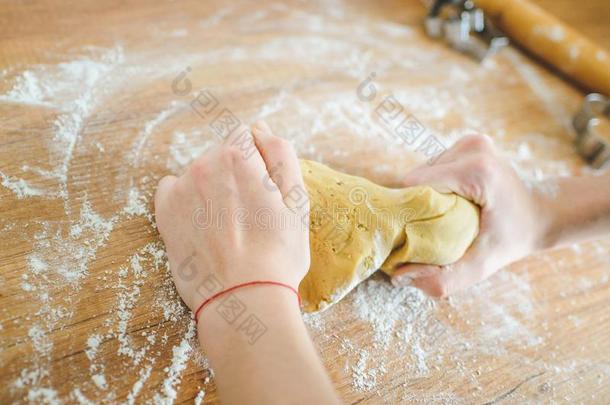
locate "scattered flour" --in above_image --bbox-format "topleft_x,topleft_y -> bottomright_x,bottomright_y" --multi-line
0,70 -> 48,106
28,325 -> 53,357
2,1 -> 608,403
0,46 -> 125,205
194,389 -> 206,405
123,187 -> 148,217
353,278 -> 432,347
27,387 -> 60,404
502,132 -> 574,196
0,48 -> 124,111
91,374 -> 108,390
153,322 -> 197,405
131,101 -> 184,167
71,388 -> 94,405
505,50 -> 573,134
351,349 -> 385,392
314,269 -> 546,394
0,171 -> 50,199
167,131 -> 215,173
126,365 -> 153,405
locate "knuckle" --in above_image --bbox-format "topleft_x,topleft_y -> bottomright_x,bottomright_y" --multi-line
461,134 -> 494,152
426,277 -> 451,298
155,176 -> 174,205
154,177 -> 176,230
157,175 -> 175,193
189,156 -> 210,178
461,181 -> 484,202
226,146 -> 247,167
224,145 -> 244,164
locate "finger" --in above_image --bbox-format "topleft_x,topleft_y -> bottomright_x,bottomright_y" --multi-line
154,175 -> 178,209
223,124 -> 264,163
402,161 -> 466,194
392,235 -> 491,297
154,175 -> 178,234
412,268 -> 464,298
221,124 -> 270,178
391,264 -> 440,287
392,262 -> 468,297
251,120 -> 308,210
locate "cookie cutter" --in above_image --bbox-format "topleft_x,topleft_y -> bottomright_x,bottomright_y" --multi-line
425,0 -> 509,61
572,93 -> 610,169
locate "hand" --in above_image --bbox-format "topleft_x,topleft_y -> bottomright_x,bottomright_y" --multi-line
392,135 -> 546,296
154,121 -> 310,311
156,123 -> 339,404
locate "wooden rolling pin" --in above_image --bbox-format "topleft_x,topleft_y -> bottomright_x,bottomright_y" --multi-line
474,0 -> 610,96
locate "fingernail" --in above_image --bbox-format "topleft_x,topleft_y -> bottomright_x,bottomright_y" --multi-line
251,123 -> 262,134
251,122 -> 263,134
252,120 -> 270,135
392,274 -> 413,287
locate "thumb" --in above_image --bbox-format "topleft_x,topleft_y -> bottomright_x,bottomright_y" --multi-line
393,262 -> 464,297
391,264 -> 440,287
391,261 -> 467,298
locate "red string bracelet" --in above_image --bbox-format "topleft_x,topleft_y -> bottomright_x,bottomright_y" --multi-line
194,280 -> 302,325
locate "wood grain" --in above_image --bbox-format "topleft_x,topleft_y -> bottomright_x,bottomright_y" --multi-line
0,0 -> 609,403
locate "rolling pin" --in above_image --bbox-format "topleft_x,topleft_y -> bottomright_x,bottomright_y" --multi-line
474,0 -> 610,96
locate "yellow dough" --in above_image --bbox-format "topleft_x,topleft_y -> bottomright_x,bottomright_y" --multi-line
299,160 -> 479,312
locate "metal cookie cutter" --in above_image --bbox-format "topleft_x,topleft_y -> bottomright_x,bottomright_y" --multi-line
572,93 -> 610,169
425,0 -> 509,61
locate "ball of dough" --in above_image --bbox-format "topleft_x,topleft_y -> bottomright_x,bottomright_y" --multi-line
298,159 -> 479,312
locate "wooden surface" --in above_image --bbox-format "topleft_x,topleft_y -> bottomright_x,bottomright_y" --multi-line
1,0 -> 609,403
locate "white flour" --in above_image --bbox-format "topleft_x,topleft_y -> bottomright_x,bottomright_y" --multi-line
131,101 -> 184,167
152,322 -> 196,405
0,171 -> 50,199
1,1 -> 609,403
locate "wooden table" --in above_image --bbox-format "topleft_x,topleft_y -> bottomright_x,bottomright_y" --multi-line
1,0 -> 609,403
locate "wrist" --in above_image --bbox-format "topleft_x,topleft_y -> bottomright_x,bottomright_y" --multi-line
533,174 -> 610,250
531,188 -> 556,251
531,183 -> 572,251
196,283 -> 303,349
194,281 -> 339,404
